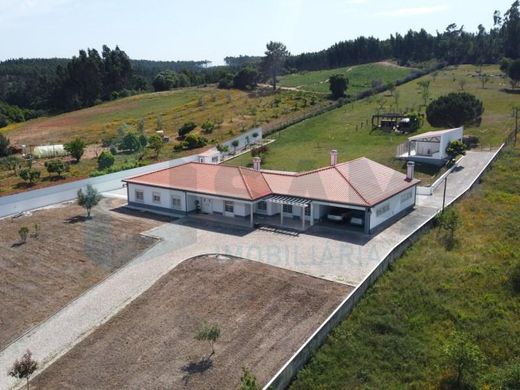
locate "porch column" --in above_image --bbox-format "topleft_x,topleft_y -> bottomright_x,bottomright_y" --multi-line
310,203 -> 314,226
250,203 -> 254,227
301,206 -> 305,230
280,204 -> 284,225
364,208 -> 371,234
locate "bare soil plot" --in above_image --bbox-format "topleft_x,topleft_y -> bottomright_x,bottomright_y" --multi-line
33,255 -> 352,389
0,198 -> 165,349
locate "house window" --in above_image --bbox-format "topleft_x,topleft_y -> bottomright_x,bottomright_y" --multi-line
135,190 -> 144,202
283,204 -> 293,214
257,201 -> 267,211
211,156 -> 219,163
400,191 -> 413,203
152,192 -> 161,204
376,203 -> 390,217
305,206 -> 311,216
224,201 -> 234,213
171,196 -> 181,209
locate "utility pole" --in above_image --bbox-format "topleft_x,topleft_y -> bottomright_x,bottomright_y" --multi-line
442,176 -> 448,212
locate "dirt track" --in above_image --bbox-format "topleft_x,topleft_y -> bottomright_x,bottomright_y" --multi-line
33,255 -> 351,389
0,198 -> 164,348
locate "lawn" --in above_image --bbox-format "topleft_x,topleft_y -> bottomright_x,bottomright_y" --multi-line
32,255 -> 351,389
0,198 -> 164,349
0,86 -> 327,195
290,143 -> 520,389
278,62 -> 416,95
229,65 -> 519,184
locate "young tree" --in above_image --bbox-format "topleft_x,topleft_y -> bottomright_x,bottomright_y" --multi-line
479,73 -> 491,89
64,138 -> 86,162
443,334 -> 483,389
261,41 -> 289,91
0,133 -> 10,157
44,159 -> 69,178
426,92 -> 484,128
438,207 -> 460,249
148,134 -> 164,158
194,322 -> 221,356
18,226 -> 29,244
446,140 -> 467,163
329,74 -> 348,99
1,155 -> 22,175
138,133 -> 148,148
77,184 -> 101,218
507,59 -> 520,88
136,118 -> 145,134
97,150 -> 115,170
201,120 -> 215,134
8,350 -> 38,390
240,367 -> 261,390
417,80 -> 431,106
156,115 -> 164,131
231,139 -> 239,153
19,168 -> 40,184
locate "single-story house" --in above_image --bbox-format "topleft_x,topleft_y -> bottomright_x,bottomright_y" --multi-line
123,151 -> 420,234
396,127 -> 464,166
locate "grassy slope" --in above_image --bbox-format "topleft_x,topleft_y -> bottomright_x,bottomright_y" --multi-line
278,62 -> 415,95
229,65 -> 519,184
291,143 -> 520,389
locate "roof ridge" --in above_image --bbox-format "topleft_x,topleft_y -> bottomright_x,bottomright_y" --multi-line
333,166 -> 370,206
237,167 -> 254,199
123,160 -> 195,181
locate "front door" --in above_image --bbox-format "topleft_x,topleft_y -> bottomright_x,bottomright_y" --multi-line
201,198 -> 212,214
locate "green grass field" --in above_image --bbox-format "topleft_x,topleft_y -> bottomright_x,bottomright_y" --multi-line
230,65 -> 520,184
290,143 -> 520,389
278,62 -> 415,95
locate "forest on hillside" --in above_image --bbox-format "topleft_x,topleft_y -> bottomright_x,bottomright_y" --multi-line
0,1 -> 519,127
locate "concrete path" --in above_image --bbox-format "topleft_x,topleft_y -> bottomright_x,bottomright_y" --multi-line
0,149 -> 499,390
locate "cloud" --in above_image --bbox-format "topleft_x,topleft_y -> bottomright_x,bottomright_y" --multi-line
346,0 -> 368,4
377,4 -> 449,17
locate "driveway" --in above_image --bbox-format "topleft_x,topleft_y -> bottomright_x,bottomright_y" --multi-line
1,149 -> 499,389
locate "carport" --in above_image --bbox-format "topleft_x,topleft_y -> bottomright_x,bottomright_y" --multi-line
312,202 -> 370,233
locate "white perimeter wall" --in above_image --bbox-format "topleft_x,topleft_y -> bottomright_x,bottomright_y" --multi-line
370,186 -> 416,229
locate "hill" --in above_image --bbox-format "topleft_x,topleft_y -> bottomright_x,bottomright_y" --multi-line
229,65 -> 518,184
279,62 -> 416,95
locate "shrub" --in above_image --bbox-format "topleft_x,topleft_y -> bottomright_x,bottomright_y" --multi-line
178,121 -> 197,138
512,263 -> 520,293
183,133 -> 207,149
443,334 -> 483,389
97,150 -> 115,170
138,134 -> 148,148
120,132 -> 141,153
148,134 -> 164,158
446,140 -> 467,163
44,159 -> 69,177
18,226 -> 29,244
240,367 -> 261,390
201,120 -> 215,134
19,168 -> 40,184
0,134 -> 10,157
426,92 -> 484,128
251,144 -> 268,157
64,138 -> 86,162
438,207 -> 460,250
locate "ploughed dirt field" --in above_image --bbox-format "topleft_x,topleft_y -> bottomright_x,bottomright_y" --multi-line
0,198 -> 166,349
33,255 -> 352,389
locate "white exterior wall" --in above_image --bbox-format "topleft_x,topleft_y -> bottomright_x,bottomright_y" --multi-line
439,127 -> 464,159
416,141 -> 441,157
254,201 -> 279,216
129,183 -> 187,212
370,187 -> 416,229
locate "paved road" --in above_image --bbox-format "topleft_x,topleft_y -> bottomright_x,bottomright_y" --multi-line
0,149 -> 499,389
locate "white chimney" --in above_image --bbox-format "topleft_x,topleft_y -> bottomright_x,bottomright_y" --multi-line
330,150 -> 338,166
253,157 -> 261,171
406,161 -> 415,181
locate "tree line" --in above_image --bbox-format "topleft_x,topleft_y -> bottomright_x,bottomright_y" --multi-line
287,2 -> 520,71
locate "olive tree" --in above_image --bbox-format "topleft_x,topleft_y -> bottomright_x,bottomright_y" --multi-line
148,134 -> 164,158
77,184 -> 101,218
8,350 -> 38,390
443,334 -> 483,389
194,322 -> 221,357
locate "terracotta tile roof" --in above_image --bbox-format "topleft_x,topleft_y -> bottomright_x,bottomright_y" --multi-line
124,158 -> 419,206
124,163 -> 271,201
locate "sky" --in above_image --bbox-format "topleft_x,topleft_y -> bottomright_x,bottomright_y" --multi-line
0,0 -> 514,64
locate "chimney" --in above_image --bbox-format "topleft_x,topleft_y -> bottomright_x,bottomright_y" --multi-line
406,161 -> 415,181
330,150 -> 338,166
253,157 -> 261,171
